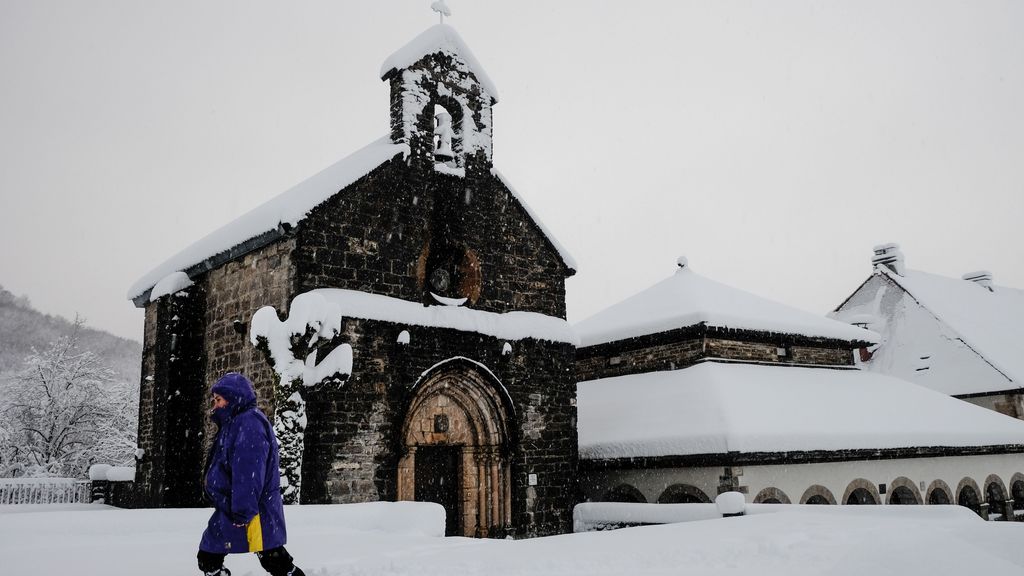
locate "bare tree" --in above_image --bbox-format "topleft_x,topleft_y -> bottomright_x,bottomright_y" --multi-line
0,319 -> 137,478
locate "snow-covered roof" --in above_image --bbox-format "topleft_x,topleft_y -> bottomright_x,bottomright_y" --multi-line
574,261 -> 878,347
577,362 -> 1024,460
878,267 -> 1024,383
128,137 -> 408,302
380,24 -> 499,103
304,288 -> 577,344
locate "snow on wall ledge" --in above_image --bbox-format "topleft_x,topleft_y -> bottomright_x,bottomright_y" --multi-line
128,137 -> 408,301
288,288 -> 577,345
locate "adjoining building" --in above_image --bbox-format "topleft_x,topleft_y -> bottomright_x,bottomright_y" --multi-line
576,258 -> 1024,520
832,244 -> 1024,419
128,24 -> 577,538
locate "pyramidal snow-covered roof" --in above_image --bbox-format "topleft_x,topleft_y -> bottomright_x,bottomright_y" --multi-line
380,24 -> 499,102
878,267 -> 1024,383
128,137 -> 408,302
577,362 -> 1024,460
574,260 -> 879,347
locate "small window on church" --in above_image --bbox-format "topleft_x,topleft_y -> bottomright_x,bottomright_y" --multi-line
433,414 -> 449,433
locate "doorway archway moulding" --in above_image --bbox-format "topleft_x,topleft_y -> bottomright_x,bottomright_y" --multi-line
397,356 -> 515,537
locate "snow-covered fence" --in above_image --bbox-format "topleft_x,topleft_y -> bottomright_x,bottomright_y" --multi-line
0,478 -> 91,505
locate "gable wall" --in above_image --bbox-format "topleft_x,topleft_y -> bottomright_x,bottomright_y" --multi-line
294,162 -> 568,318
834,274 -> 1013,397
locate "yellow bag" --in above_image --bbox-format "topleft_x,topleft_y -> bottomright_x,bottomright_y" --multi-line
246,514 -> 264,552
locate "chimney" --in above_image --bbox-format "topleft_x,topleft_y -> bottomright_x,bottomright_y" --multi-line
872,243 -> 905,276
962,270 -> 994,292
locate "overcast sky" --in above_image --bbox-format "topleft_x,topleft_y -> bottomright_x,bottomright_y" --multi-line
1,0 -> 1022,343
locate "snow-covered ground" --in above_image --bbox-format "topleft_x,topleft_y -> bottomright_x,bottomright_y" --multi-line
3,502 -> 1024,575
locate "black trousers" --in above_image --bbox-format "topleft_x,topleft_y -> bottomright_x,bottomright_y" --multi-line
197,546 -> 298,576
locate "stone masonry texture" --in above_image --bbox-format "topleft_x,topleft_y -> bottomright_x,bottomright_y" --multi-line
135,48 -> 576,537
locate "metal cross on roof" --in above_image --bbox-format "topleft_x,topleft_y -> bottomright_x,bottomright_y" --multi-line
431,0 -> 451,24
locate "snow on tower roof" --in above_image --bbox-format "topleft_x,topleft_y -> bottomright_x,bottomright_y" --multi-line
577,362 -> 1024,460
128,137 -> 408,303
875,266 -> 1024,383
574,260 -> 878,347
380,24 -> 499,103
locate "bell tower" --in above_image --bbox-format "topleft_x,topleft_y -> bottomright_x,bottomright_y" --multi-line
380,23 -> 497,178
380,21 -> 499,306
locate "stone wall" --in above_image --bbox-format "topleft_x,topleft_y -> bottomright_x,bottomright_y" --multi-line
577,337 -> 704,382
577,328 -> 855,382
134,304 -> 158,506
962,392 -> 1024,420
705,338 -> 853,366
293,162 -> 571,320
203,237 -> 296,414
135,285 -> 207,507
299,317 -> 577,537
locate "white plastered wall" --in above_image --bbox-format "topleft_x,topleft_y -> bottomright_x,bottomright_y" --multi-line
582,452 -> 1024,510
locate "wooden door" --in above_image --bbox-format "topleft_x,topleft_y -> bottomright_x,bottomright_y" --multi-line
414,446 -> 461,536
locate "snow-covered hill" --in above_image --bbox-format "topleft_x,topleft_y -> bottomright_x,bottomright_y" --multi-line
0,285 -> 140,384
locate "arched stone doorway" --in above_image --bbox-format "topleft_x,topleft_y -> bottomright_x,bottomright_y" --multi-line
984,475 -> 1008,521
657,484 -> 712,503
1010,474 -> 1024,518
843,479 -> 880,505
926,480 -> 953,505
887,477 -> 921,505
800,485 -> 837,505
753,487 -> 791,504
889,486 -> 917,505
397,359 -> 514,537
956,479 -> 982,517
602,484 -> 647,503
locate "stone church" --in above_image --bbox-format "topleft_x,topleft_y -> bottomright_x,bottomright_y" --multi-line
128,24 -> 578,538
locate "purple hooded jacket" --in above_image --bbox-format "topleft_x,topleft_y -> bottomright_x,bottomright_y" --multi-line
199,373 -> 287,554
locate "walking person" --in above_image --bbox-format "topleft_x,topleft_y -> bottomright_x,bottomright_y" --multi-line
198,372 -> 305,576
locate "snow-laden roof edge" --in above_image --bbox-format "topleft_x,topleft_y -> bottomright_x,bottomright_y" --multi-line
491,168 -> 577,272
308,288 -> 577,345
149,271 -> 193,302
128,137 -> 408,302
380,24 -> 499,103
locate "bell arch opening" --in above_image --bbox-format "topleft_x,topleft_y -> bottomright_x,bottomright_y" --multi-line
397,358 -> 514,538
